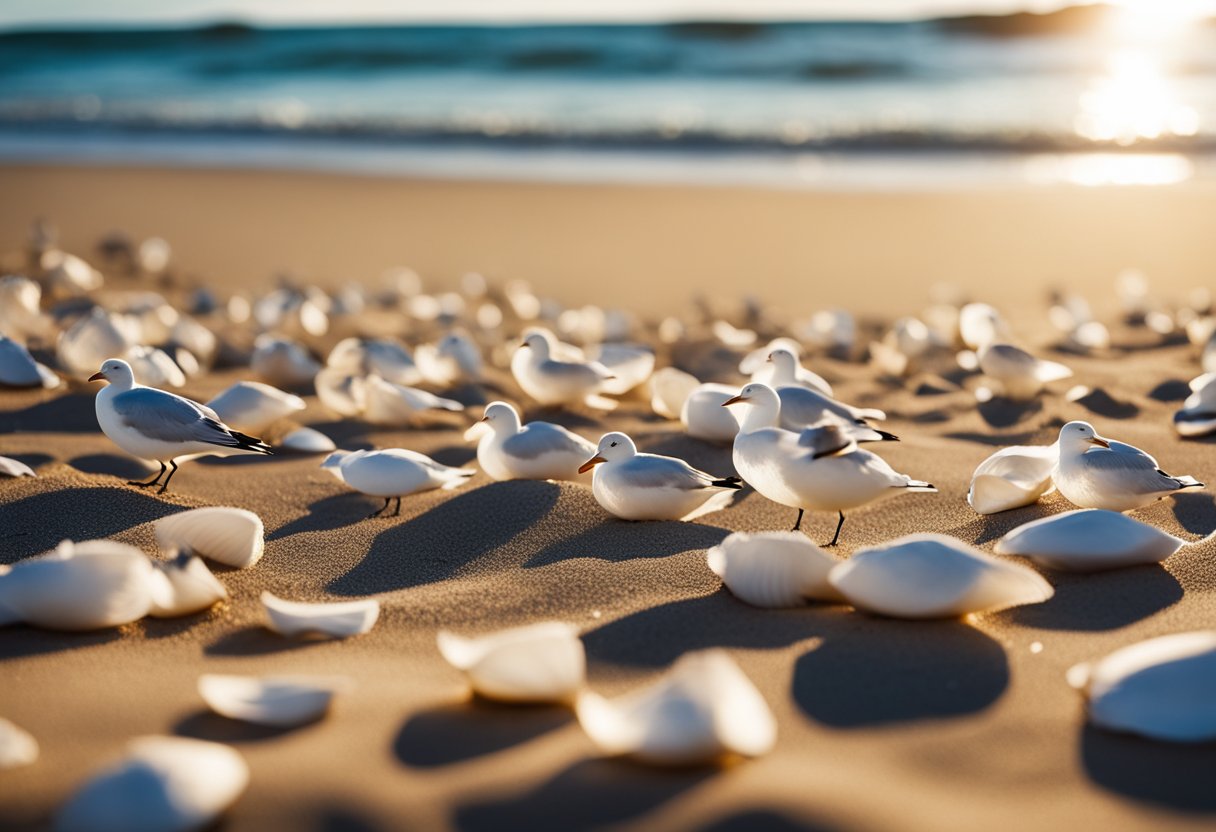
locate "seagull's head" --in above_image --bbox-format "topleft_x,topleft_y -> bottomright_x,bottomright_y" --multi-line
579,431 -> 635,472
518,332 -> 550,358
722,383 -> 777,409
1059,420 -> 1109,451
88,358 -> 134,387
480,401 -> 520,431
320,450 -> 352,479
767,347 -> 798,370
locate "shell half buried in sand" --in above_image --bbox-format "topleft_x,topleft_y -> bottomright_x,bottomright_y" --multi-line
261,591 -> 380,639
198,674 -> 353,727
828,533 -> 1054,620
206,381 -> 306,435
437,621 -> 586,704
54,736 -> 249,832
967,443 -> 1058,515
576,649 -> 776,766
154,507 -> 264,569
148,551 -> 228,618
0,539 -> 154,631
995,509 -> 1186,572
1068,631 -> 1216,742
279,426 -> 337,454
0,455 -> 36,477
706,531 -> 843,609
0,718 -> 39,770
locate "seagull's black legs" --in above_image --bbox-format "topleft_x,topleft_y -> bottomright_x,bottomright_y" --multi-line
825,511 -> 846,548
391,497 -> 402,517
792,508 -> 804,532
129,461 -> 167,488
367,497 -> 392,519
156,460 -> 180,494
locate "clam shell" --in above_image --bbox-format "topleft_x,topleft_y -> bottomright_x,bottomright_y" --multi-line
706,531 -> 843,608
54,736 -> 249,832
576,649 -> 776,765
206,381 -> 306,434
0,539 -> 154,630
829,533 -> 1054,619
0,335 -> 46,387
57,309 -> 133,378
279,426 -> 336,454
251,336 -> 320,387
148,552 -> 228,617
314,367 -> 366,418
0,718 -> 38,770
649,367 -> 699,420
198,674 -> 352,727
154,507 -> 264,569
437,621 -> 585,704
681,383 -> 742,443
967,443 -> 1058,514
261,591 -> 379,638
995,509 -> 1185,572
0,455 -> 35,477
1068,631 -> 1216,742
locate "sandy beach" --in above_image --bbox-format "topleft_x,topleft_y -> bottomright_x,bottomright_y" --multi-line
2,163 -> 1216,832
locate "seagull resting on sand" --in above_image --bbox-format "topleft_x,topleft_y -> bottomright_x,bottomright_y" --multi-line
1054,421 -> 1203,512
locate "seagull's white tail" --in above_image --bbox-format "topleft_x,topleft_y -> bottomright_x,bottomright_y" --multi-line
854,407 -> 887,421
681,488 -> 738,522
1034,359 -> 1073,383
1174,475 -> 1204,489
902,479 -> 938,493
584,394 -> 619,412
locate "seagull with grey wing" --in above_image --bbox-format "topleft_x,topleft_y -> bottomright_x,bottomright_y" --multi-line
91,358 -> 271,493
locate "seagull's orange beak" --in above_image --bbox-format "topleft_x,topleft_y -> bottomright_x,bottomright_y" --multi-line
578,455 -> 606,474
721,395 -> 746,407
765,353 -> 774,362
1089,436 -> 1110,448
88,372 -> 105,382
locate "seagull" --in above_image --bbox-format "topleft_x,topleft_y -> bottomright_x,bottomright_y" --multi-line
1054,421 -> 1203,512
724,383 -> 935,546
467,401 -> 596,482
976,342 -> 1072,401
322,448 -> 475,518
730,382 -> 897,446
512,331 -> 616,410
758,347 -> 833,398
90,358 -> 271,493
578,432 -> 742,521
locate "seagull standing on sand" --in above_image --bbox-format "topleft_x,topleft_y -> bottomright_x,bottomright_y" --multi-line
468,401 -> 596,482
724,383 -> 935,546
761,347 -> 833,398
91,358 -> 271,493
578,432 -> 742,521
322,448 -> 475,518
1054,421 -> 1203,511
512,332 -> 616,411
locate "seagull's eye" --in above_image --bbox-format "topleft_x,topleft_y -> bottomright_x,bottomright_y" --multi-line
610,441 -> 618,447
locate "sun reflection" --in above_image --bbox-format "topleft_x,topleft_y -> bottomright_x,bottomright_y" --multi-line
1024,153 -> 1194,186
1074,51 -> 1199,145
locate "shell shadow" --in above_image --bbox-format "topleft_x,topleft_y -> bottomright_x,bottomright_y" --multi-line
998,565 -> 1182,631
792,618 -> 1008,728
68,453 -> 152,479
525,517 -> 730,569
946,503 -> 1056,545
0,626 -> 121,661
1080,725 -> 1216,813
944,430 -> 1039,446
3,452 -> 53,470
205,625 -> 334,656
452,758 -> 712,832
394,701 -> 572,769
174,709 -> 310,743
0,392 -> 99,433
978,399 -> 1042,429
1170,492 -> 1216,537
696,810 -> 842,832
328,480 -> 561,595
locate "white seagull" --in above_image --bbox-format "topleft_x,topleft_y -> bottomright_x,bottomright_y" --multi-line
725,383 -> 935,546
512,331 -> 616,410
91,358 -> 271,493
758,347 -> 833,397
578,432 -> 742,522
976,342 -> 1072,401
1054,421 -> 1203,512
322,448 -> 475,518
467,401 -> 596,482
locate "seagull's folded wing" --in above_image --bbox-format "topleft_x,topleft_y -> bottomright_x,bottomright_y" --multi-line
112,388 -> 244,448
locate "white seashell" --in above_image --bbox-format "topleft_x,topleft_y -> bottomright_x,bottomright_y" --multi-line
57,309 -> 133,378
326,337 -> 420,385
0,335 -> 45,387
437,621 -> 585,704
0,275 -> 53,342
589,343 -> 655,396
198,674 -> 352,727
958,302 -> 1009,350
576,649 -> 776,765
42,250 -> 103,295
137,237 -> 171,274
711,320 -> 756,348
125,344 -> 186,388
362,374 -> 463,426
148,552 -> 228,617
261,591 -> 379,638
828,533 -> 1054,619
279,426 -> 336,453
1175,372 -> 1216,437
154,507 -> 264,569
649,367 -> 700,420
54,736 -> 249,832
314,367 -> 366,418
994,509 -> 1185,572
0,540 -> 154,630
206,381 -> 306,435
251,335 -> 320,387
967,443 -> 1058,514
1068,631 -> 1216,742
706,531 -> 843,609
681,383 -> 741,443
0,455 -> 35,477
799,309 -> 855,351
0,718 -> 39,769
170,316 -> 217,366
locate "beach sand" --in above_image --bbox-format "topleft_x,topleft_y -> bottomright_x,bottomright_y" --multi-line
1,163 -> 1215,832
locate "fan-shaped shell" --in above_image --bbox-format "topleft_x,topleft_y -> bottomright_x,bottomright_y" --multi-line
0,455 -> 35,477
148,552 -> 228,617
995,509 -> 1185,572
261,591 -> 379,638
198,674 -> 352,727
967,443 -> 1058,514
649,367 -> 699,420
681,383 -> 741,443
437,621 -> 585,704
706,531 -> 843,608
207,381 -> 306,434
57,309 -> 133,378
54,736 -> 249,832
576,649 -> 776,765
314,367 -> 366,418
154,507 -> 264,569
280,426 -> 336,453
828,533 -> 1054,619
1068,631 -> 1216,742
0,718 -> 39,770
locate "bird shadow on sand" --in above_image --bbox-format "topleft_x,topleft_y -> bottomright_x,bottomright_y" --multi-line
327,481 -> 560,595
268,493 -> 379,540
175,709 -> 310,743
453,758 -> 712,832
525,518 -> 730,569
1081,726 -> 1216,813
68,452 -> 153,479
394,701 -> 572,769
944,429 -> 1041,447
946,504 -> 1056,546
695,810 -> 842,832
1147,379 -> 1191,402
631,432 -> 737,477
205,626 -> 337,657
0,627 -> 121,661
978,399 -> 1042,429
997,565 -> 1182,632
0,392 -> 99,434
1068,388 -> 1139,420
792,615 -> 1009,728
1169,492 -> 1216,537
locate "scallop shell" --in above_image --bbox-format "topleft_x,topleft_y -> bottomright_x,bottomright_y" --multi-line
198,674 -> 352,727
576,649 -> 776,766
649,367 -> 700,420
967,443 -> 1058,515
314,367 -> 366,418
437,621 -> 585,704
1068,631 -> 1216,742
279,426 -> 336,453
206,381 -> 306,434
54,736 -> 249,832
0,718 -> 39,770
0,455 -> 35,478
148,552 -> 228,617
57,309 -> 132,378
0,539 -> 154,630
828,533 -> 1054,620
994,509 -> 1185,572
126,344 -> 186,388
261,591 -> 379,638
0,335 -> 46,387
154,507 -> 264,569
706,531 -> 843,609
250,335 -> 320,387
681,383 -> 742,443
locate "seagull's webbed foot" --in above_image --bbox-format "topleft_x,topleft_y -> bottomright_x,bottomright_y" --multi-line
128,462 -> 167,488
155,461 -> 180,495
367,497 -> 392,519
823,511 -> 846,548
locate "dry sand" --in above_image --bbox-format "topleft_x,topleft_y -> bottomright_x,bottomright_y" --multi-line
2,164 -> 1216,832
